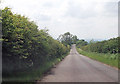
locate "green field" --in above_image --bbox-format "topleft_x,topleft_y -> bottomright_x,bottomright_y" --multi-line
77,48 -> 119,68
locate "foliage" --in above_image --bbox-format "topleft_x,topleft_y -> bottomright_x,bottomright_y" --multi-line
78,37 -> 119,54
57,32 -> 79,46
2,7 -> 70,81
76,39 -> 88,48
77,48 -> 118,68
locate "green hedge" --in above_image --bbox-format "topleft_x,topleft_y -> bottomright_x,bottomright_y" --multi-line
2,7 -> 70,81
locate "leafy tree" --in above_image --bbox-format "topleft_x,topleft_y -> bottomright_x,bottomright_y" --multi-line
72,35 -> 79,44
57,32 -> 78,46
76,39 -> 88,48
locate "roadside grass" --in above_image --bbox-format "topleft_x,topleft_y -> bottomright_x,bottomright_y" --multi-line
2,53 -> 69,84
76,48 -> 119,68
2,59 -> 58,84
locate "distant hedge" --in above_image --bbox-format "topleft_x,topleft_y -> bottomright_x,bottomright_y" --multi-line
78,37 -> 119,54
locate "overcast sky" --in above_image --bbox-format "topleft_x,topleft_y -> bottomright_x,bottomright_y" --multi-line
0,0 -> 119,40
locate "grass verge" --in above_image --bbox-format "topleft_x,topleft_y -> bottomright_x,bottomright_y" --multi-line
2,52 -> 69,84
76,48 -> 119,68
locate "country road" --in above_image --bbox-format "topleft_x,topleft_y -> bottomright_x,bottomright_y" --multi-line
37,44 -> 118,82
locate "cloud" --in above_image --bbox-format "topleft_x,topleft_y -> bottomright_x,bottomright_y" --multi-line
0,0 -> 118,40
65,1 -> 97,19
65,1 -> 118,19
103,2 -> 118,17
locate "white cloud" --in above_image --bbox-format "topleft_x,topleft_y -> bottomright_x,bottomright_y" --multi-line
0,0 -> 118,40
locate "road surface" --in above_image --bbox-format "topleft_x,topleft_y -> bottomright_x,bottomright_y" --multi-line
37,44 -> 118,82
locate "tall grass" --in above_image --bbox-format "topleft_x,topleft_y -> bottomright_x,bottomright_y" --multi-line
77,48 -> 119,68
2,53 -> 69,84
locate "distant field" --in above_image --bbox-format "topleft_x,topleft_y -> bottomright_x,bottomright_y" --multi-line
77,48 -> 119,69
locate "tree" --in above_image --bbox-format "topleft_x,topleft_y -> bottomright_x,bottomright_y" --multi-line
76,39 -> 88,48
57,32 -> 78,46
72,35 -> 79,44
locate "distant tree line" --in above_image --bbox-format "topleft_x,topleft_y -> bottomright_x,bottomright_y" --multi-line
57,31 -> 119,54
76,37 -> 119,54
76,39 -> 88,48
2,7 -> 70,77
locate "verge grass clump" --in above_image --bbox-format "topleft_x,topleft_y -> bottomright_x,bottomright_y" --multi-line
77,48 -> 118,68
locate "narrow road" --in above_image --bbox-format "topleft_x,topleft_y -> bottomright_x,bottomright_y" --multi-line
37,44 -> 118,82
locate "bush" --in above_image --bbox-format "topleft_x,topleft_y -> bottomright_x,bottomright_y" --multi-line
2,7 -> 70,80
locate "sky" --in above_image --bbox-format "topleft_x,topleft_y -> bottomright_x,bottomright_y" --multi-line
0,0 -> 119,40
